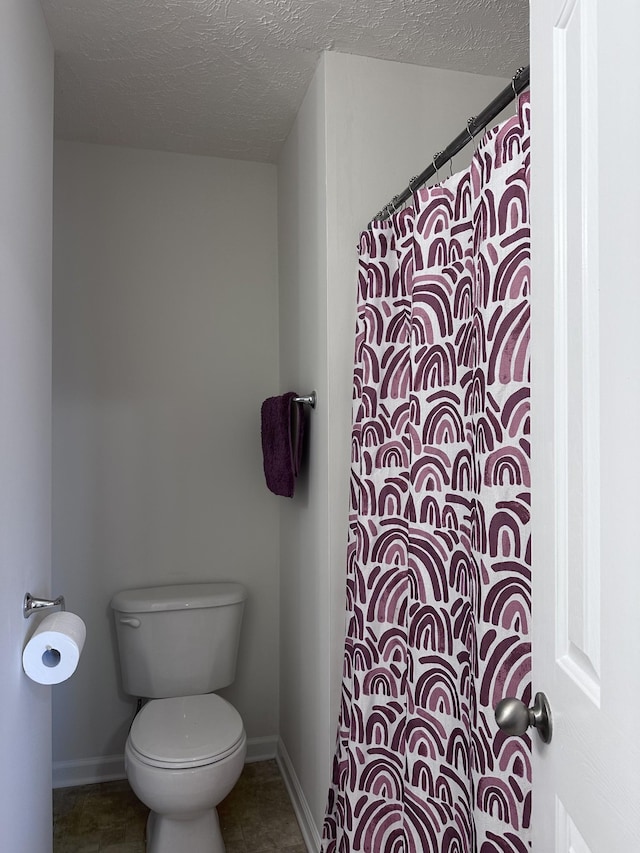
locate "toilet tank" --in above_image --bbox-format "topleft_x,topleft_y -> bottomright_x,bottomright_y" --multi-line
110,582 -> 246,699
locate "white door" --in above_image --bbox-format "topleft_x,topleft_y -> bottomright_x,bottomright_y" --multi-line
0,1 -> 54,851
530,0 -> 640,849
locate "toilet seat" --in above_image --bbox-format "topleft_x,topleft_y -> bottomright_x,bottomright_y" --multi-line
128,694 -> 245,770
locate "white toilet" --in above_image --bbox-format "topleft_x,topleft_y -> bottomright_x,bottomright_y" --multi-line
111,582 -> 248,853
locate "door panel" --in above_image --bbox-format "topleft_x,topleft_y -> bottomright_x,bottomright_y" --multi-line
531,0 -> 640,849
554,0 -> 602,702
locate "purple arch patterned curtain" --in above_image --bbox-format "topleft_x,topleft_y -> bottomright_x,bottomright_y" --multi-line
322,93 -> 531,853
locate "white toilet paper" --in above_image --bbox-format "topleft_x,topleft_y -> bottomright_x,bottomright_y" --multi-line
22,611 -> 86,685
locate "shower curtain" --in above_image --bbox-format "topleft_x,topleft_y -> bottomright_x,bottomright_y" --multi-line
323,93 -> 531,853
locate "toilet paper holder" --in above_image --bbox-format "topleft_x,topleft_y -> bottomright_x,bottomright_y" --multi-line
23,592 -> 66,619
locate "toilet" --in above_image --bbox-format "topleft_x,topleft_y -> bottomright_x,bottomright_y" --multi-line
111,582 -> 247,853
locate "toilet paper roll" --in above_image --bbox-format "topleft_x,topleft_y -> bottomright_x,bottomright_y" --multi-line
22,611 -> 86,685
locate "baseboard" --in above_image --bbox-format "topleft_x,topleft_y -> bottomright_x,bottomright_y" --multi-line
276,738 -> 322,853
53,735 -> 279,789
52,754 -> 126,789
244,735 -> 278,763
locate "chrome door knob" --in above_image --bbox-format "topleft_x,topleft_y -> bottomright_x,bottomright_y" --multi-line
494,691 -> 553,744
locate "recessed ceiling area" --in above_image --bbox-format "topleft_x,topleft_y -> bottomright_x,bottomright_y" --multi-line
40,0 -> 529,163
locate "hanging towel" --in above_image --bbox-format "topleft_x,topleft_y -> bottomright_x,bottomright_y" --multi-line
260,392 -> 305,497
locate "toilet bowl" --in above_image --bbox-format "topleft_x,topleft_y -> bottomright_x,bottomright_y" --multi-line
124,693 -> 247,853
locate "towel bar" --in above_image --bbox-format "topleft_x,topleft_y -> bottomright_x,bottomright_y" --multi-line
293,391 -> 317,409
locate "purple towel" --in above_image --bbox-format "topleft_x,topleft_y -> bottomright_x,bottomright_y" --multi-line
261,393 -> 305,497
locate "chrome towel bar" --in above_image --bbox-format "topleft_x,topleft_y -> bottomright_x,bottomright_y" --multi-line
293,391 -> 317,409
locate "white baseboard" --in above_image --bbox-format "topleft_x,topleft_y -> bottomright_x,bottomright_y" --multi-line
52,754 -> 126,789
244,735 -> 278,763
53,735 -> 279,789
276,738 -> 322,853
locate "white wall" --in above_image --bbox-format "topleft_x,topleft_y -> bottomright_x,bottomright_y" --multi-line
0,1 -> 53,848
277,51 -> 509,846
52,142 -> 280,781
277,58 -> 330,844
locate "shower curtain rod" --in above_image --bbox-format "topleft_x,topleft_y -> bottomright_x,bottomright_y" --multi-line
371,64 -> 530,223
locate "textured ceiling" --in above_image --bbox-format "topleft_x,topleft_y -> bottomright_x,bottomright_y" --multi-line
40,0 -> 529,163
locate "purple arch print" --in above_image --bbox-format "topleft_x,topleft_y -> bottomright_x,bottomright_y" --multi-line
323,92 -> 531,853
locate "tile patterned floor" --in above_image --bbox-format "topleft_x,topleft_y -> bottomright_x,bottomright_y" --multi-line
53,760 -> 307,853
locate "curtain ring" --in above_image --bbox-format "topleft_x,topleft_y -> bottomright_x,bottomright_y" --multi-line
433,151 -> 444,183
512,66 -> 525,114
467,117 -> 477,151
511,66 -> 524,98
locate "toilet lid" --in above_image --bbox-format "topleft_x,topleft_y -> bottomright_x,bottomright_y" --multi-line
129,694 -> 245,769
